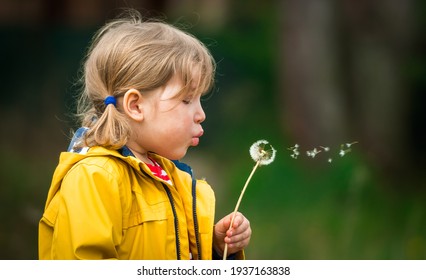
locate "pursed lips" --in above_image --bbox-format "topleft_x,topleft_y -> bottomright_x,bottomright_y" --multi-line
191,129 -> 204,146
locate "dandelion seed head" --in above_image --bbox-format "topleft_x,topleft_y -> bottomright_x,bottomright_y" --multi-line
249,139 -> 276,165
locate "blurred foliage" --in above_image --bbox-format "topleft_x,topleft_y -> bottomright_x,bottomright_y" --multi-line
219,147 -> 426,259
0,0 -> 425,260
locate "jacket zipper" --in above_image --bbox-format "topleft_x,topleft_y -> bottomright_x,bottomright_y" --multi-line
162,184 -> 181,260
191,179 -> 202,260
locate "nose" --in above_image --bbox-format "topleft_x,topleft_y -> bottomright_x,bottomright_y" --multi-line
195,102 -> 206,124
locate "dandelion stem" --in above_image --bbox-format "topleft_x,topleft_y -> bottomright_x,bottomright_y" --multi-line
223,160 -> 261,260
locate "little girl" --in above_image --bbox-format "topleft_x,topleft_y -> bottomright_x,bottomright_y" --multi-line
38,9 -> 251,260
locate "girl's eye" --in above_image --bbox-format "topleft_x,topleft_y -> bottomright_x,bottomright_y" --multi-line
182,96 -> 193,104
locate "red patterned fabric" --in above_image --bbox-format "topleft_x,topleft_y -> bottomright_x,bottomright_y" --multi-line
146,158 -> 171,183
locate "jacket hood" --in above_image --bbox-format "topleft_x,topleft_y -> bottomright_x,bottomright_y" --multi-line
45,146 -> 171,209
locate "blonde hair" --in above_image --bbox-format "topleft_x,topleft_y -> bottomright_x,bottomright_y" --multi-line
76,9 -> 215,149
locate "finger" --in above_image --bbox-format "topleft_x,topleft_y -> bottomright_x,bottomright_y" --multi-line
231,215 -> 242,229
229,217 -> 250,237
226,226 -> 252,244
229,212 -> 244,229
226,233 -> 251,251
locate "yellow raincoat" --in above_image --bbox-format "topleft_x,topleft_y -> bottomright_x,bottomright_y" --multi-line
39,146 -> 221,259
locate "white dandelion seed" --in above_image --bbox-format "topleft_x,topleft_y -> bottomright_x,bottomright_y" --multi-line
345,141 -> 358,148
307,148 -> 321,158
288,144 -> 300,159
320,146 -> 330,152
291,152 -> 299,159
287,144 -> 299,151
287,141 -> 358,163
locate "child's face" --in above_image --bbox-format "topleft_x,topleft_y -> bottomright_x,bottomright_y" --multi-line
135,74 -> 206,160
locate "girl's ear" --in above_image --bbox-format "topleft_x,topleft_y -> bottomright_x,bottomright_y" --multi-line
122,89 -> 144,121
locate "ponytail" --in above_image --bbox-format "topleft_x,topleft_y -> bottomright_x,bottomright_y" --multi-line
81,97 -> 130,150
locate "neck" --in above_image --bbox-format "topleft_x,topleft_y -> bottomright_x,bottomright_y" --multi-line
125,145 -> 152,165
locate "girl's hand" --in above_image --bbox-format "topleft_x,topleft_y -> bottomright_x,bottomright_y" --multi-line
213,212 -> 252,257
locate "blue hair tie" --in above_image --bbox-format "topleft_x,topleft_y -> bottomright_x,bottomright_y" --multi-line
104,96 -> 117,107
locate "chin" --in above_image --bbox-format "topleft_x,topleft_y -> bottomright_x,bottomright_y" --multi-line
166,150 -> 187,161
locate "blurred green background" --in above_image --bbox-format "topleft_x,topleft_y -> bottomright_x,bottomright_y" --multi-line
1,0 -> 425,259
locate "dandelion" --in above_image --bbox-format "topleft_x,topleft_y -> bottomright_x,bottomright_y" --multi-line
249,139 -> 277,165
223,139 -> 276,260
